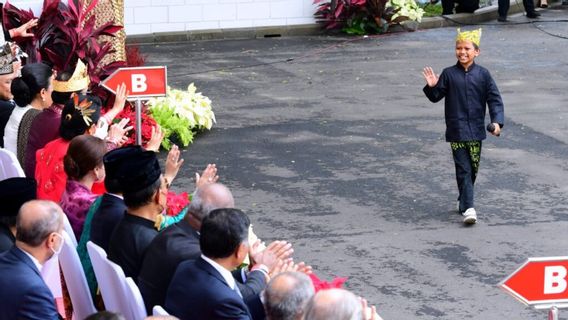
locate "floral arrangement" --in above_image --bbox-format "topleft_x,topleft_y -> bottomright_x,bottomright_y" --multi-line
112,105 -> 157,147
147,84 -> 216,150
313,0 -> 423,35
387,0 -> 424,22
166,191 -> 190,217
309,274 -> 348,292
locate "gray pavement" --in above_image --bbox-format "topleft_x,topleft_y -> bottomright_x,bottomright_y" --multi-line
141,7 -> 568,320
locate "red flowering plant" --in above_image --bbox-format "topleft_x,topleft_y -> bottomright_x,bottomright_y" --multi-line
166,191 -> 190,217
113,105 -> 157,147
309,273 -> 348,292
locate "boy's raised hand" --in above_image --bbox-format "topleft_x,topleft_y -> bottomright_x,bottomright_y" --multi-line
422,67 -> 439,87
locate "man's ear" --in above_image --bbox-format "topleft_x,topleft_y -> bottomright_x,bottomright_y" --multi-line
235,242 -> 248,261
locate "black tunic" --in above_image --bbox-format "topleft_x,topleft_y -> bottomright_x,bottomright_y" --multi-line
108,213 -> 158,280
90,193 -> 127,252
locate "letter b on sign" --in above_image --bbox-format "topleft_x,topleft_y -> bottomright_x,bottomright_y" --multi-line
132,74 -> 147,93
544,266 -> 567,294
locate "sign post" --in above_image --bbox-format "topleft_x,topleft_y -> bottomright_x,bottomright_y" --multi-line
101,66 -> 167,145
499,256 -> 568,319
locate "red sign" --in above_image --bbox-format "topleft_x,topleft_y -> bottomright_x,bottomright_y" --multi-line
500,257 -> 568,306
101,66 -> 167,98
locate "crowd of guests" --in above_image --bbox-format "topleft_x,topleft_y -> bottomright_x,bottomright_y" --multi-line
0,23 -> 382,320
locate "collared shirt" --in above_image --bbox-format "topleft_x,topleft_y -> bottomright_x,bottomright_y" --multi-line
17,247 -> 43,272
423,62 -> 504,142
201,254 -> 237,291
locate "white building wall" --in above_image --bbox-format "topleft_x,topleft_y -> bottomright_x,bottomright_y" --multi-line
10,0 -> 317,36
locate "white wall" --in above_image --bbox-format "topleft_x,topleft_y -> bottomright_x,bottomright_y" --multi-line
10,0 -> 317,36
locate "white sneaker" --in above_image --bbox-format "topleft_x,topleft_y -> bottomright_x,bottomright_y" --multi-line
462,208 -> 477,224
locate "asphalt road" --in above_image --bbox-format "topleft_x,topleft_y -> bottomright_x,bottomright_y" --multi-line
141,7 -> 568,320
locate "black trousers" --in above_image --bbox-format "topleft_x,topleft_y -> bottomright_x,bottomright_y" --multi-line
442,0 -> 479,14
498,0 -> 536,17
452,142 -> 482,212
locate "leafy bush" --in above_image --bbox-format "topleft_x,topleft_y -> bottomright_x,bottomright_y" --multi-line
147,84 -> 216,150
314,0 -> 424,34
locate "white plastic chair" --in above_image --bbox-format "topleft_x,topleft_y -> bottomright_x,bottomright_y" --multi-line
0,148 -> 24,179
125,277 -> 148,319
62,214 -> 77,248
87,241 -> 143,320
152,305 -> 170,316
59,231 -> 97,320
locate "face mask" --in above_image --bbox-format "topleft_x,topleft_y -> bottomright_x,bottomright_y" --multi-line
50,232 -> 64,256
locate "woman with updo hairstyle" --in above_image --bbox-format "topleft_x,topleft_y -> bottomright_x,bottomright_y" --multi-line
2,62 -> 54,165
60,134 -> 107,238
35,94 -> 102,202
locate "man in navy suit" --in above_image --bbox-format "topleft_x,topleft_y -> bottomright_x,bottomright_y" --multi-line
0,200 -> 64,319
166,208 -> 265,320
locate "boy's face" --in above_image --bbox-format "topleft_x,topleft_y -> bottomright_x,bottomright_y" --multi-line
455,40 -> 479,68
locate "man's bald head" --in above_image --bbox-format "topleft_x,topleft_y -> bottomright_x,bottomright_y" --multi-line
16,200 -> 63,247
187,183 -> 234,221
264,272 -> 314,320
304,289 -> 362,320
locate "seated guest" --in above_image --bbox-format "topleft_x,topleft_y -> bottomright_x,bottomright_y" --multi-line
304,289 -> 362,320
60,134 -> 107,239
108,149 -> 166,280
0,45 -> 19,148
0,177 -> 36,252
138,180 -> 241,312
35,94 -> 102,202
165,208 -> 266,320
140,180 -> 294,313
4,62 -> 54,164
264,272 -> 315,320
24,59 -> 89,177
0,200 -> 64,319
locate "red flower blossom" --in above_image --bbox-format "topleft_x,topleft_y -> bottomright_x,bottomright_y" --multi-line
309,273 -> 348,292
112,105 -> 157,147
166,191 -> 190,216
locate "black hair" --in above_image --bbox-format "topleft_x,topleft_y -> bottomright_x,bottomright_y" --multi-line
64,135 -> 107,181
0,216 -> 16,228
11,63 -> 53,107
200,208 -> 250,259
123,178 -> 161,209
51,70 -> 79,105
59,94 -> 101,141
84,311 -> 125,320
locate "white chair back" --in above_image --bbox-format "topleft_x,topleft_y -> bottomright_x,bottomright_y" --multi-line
152,305 -> 170,316
87,241 -> 140,320
0,148 -> 24,179
62,214 -> 77,247
125,277 -> 148,319
59,231 -> 97,320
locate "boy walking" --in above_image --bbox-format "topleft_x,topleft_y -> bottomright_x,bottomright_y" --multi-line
422,28 -> 504,224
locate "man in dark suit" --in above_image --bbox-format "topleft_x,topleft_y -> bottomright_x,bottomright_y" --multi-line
0,200 -> 63,319
140,182 -> 286,313
0,177 -> 36,253
166,208 -> 265,320
108,150 -> 167,280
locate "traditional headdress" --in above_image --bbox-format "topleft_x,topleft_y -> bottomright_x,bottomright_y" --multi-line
456,28 -> 482,47
53,59 -> 90,92
0,43 -> 14,75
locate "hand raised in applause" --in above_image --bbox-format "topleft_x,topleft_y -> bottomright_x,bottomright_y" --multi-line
9,19 -> 38,38
250,240 -> 293,271
107,118 -> 133,147
164,144 -> 184,184
145,125 -> 165,152
195,164 -> 219,189
422,67 -> 439,88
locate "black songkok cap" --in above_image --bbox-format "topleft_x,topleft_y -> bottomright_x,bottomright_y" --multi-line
117,150 -> 161,193
0,177 -> 37,216
103,145 -> 145,181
